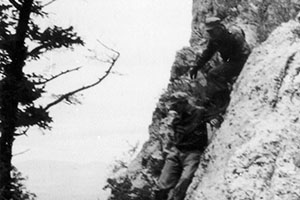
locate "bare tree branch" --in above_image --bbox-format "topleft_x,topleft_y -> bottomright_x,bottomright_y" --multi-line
44,46 -> 120,111
34,66 -> 82,85
42,0 -> 87,8
13,149 -> 30,157
28,45 -> 46,58
42,0 -> 58,7
86,49 -> 112,63
8,0 -> 22,10
14,127 -> 29,137
97,39 -> 119,54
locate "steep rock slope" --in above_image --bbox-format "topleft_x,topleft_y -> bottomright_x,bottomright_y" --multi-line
105,1 -> 300,199
187,19 -> 300,200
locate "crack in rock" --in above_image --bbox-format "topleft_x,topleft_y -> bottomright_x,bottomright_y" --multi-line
271,52 -> 297,108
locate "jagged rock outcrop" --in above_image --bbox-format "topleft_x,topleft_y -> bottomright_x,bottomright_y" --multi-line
186,19 -> 300,200
105,1 -> 300,200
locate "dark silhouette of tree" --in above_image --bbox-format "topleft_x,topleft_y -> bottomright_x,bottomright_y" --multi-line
0,1 -> 119,198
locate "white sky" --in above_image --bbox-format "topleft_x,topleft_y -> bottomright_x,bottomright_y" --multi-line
13,0 -> 193,165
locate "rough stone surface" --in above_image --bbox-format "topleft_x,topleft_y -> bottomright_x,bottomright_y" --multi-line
105,1 -> 300,199
186,20 -> 300,200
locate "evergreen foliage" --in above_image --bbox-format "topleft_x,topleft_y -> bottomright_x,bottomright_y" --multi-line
10,167 -> 36,200
0,1 -> 119,198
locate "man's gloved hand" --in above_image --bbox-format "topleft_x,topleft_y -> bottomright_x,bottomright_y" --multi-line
190,67 -> 198,79
210,118 -> 221,128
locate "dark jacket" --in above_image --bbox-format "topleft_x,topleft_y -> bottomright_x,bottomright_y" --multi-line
172,104 -> 221,152
196,26 -> 251,69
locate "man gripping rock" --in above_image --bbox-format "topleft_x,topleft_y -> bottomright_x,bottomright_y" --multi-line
190,17 -> 251,96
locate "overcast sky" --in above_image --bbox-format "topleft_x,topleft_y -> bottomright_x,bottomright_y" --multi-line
13,0 -> 193,165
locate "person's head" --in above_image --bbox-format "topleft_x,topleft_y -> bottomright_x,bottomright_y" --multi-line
204,17 -> 226,40
168,92 -> 189,113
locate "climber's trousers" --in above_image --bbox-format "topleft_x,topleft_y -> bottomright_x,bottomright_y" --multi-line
157,148 -> 201,200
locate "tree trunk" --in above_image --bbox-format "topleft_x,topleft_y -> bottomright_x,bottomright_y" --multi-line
0,81 -> 18,199
0,1 -> 33,198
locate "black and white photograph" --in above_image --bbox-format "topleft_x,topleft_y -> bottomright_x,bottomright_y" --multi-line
1,0 -> 300,200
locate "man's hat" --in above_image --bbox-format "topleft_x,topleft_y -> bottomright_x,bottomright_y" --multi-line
204,17 -> 222,31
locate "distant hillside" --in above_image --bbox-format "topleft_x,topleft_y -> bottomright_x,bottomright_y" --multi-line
16,160 -> 110,200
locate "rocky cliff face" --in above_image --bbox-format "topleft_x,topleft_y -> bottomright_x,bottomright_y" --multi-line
106,1 -> 300,200
186,19 -> 300,200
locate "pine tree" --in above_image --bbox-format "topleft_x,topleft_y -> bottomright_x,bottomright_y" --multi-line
0,1 -> 119,198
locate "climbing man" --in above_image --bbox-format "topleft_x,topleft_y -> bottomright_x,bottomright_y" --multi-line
154,92 -> 224,200
190,17 -> 251,97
